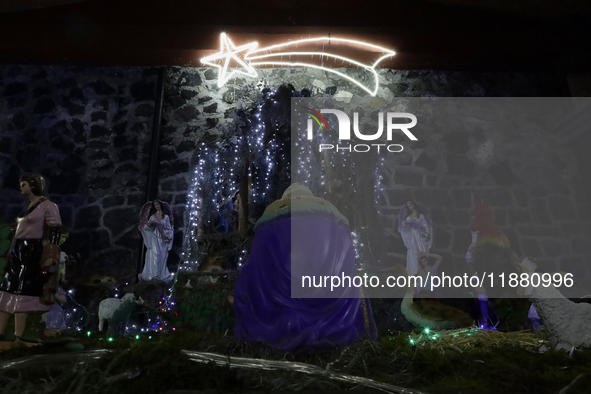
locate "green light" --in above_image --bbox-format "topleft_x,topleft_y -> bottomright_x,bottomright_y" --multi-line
87,331 -> 91,337
149,336 -> 152,339
424,328 -> 430,334
409,339 -> 415,344
108,337 -> 114,342
135,335 -> 140,340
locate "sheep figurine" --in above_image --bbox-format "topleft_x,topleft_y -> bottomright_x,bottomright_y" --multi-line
520,258 -> 591,351
98,293 -> 142,335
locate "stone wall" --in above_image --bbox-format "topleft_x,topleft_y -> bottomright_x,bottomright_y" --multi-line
160,67 -> 591,278
374,103 -> 591,277
0,65 -> 158,278
1,64 -> 588,282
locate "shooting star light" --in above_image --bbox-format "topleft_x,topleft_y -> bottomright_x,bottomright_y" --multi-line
201,34 -> 396,96
200,33 -> 258,88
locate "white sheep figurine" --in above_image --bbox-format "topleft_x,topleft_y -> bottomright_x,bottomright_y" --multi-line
98,293 -> 142,334
520,258 -> 591,351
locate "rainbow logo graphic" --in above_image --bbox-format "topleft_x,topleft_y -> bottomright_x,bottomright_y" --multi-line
304,108 -> 329,131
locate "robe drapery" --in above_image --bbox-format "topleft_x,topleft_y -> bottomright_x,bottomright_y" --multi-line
139,214 -> 173,281
0,199 -> 61,313
233,185 -> 377,351
399,214 -> 432,276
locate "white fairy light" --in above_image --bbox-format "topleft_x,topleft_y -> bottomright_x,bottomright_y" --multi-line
201,34 -> 396,96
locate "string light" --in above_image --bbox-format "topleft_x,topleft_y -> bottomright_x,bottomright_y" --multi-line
201,34 -> 396,96
182,88 -> 287,271
408,327 -> 484,346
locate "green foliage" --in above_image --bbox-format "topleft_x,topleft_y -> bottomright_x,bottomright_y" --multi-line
94,336 -> 243,394
1,329 -> 591,393
168,282 -> 235,333
0,239 -> 10,256
0,223 -> 12,241
491,298 -> 532,331
0,332 -> 245,394
410,344 -> 591,393
375,334 -> 591,394
0,223 -> 13,274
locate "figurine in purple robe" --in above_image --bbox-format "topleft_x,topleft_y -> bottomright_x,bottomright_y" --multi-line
233,184 -> 377,351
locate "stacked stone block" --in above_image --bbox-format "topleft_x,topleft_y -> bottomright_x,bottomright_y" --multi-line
1,63 -> 589,282
0,65 -> 158,278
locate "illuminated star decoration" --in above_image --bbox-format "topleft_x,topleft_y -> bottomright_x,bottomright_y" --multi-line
200,33 -> 259,88
201,34 -> 396,96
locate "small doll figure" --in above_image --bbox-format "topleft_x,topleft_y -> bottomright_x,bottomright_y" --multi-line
138,200 -> 174,282
398,201 -> 433,276
219,191 -> 239,233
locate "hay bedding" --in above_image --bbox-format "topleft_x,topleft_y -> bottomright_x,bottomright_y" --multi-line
406,327 -> 548,352
1,327 -> 590,394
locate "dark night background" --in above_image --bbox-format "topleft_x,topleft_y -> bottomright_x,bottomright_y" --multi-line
0,0 -> 590,282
